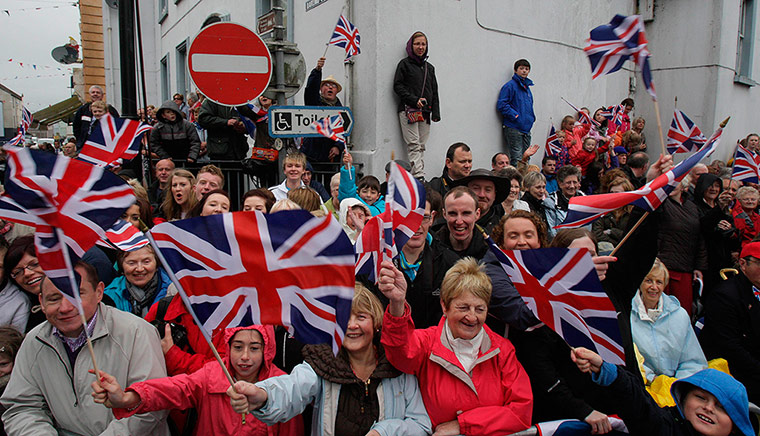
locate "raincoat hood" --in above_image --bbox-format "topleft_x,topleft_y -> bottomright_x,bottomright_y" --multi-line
157,100 -> 183,124
223,324 -> 277,380
693,173 -> 722,208
405,31 -> 428,65
671,368 -> 754,436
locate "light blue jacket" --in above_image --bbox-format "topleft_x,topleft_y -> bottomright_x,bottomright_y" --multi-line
544,190 -> 588,237
631,293 -> 707,383
253,361 -> 432,436
338,166 -> 385,216
104,268 -> 171,315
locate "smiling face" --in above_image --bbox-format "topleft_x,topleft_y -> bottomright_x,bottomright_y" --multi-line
582,138 -> 597,153
0,355 -> 12,377
155,159 -> 174,185
229,329 -> 264,383
443,194 -> 480,248
201,193 -> 230,216
243,195 -> 268,212
528,181 -> 546,200
640,270 -> 666,310
507,179 -> 521,202
682,388 -> 733,436
704,180 -> 721,203
406,202 -> 433,251
172,176 -> 193,206
501,217 -> 541,250
358,187 -> 380,204
442,291 -> 487,340
283,160 -> 304,183
40,265 -> 103,337
11,253 -> 45,294
195,172 -> 223,200
738,192 -> 759,212
468,179 -> 496,214
559,175 -> 580,198
89,87 -> 103,102
343,311 -> 375,354
122,246 -> 157,288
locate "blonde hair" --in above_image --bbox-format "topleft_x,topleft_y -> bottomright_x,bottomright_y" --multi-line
287,186 -> 321,212
270,199 -> 301,212
353,284 -> 384,330
440,257 -> 492,309
90,100 -> 107,112
282,151 -> 307,171
736,186 -> 759,200
161,169 -> 196,220
645,258 -> 670,287
127,179 -> 149,204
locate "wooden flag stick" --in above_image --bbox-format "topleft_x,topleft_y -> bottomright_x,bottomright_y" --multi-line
610,211 -> 649,256
56,228 -> 101,379
652,99 -> 668,156
145,231 -> 247,424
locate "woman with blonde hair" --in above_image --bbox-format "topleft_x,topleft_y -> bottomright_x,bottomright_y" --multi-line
160,169 -> 196,221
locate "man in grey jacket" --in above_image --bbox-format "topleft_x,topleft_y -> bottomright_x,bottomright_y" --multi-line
1,261 -> 169,436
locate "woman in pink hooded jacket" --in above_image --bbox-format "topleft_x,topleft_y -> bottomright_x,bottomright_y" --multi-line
90,325 -> 303,436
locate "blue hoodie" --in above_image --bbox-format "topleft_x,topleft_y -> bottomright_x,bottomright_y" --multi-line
497,72 -> 536,134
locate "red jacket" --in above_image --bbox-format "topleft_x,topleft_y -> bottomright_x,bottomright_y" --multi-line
145,294 -> 227,376
115,325 -> 303,436
564,125 -> 588,158
571,148 -> 597,176
733,203 -> 760,248
381,305 -> 533,436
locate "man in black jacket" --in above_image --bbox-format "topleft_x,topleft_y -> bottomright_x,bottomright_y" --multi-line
700,241 -> 760,405
302,57 -> 344,163
197,99 -> 258,161
73,85 -> 119,149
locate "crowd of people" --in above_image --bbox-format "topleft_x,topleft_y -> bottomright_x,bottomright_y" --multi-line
0,32 -> 759,436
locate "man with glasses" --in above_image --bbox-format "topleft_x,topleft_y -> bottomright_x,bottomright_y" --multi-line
544,164 -> 585,238
173,93 -> 189,119
700,241 -> 760,405
302,57 -> 344,164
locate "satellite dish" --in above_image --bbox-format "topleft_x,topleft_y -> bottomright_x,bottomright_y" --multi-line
51,45 -> 79,65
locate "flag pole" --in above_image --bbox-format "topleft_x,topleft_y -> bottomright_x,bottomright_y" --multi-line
144,232 -> 247,424
55,228 -> 101,379
652,99 -> 668,156
610,211 -> 649,256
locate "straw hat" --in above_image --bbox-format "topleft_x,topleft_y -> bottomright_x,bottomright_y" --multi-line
320,75 -> 342,93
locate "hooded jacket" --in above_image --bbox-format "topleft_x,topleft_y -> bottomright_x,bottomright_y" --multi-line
150,100 -> 201,161
105,268 -> 172,316
115,325 -> 302,436
393,32 -> 441,122
253,342 -> 431,436
497,73 -> 536,134
337,165 -> 385,216
338,198 -> 371,243
591,363 -> 753,436
631,293 -> 707,383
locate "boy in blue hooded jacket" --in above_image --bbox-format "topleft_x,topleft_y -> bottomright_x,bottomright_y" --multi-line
497,59 -> 536,167
572,347 -> 754,436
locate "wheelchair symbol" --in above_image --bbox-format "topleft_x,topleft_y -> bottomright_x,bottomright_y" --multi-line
276,113 -> 292,132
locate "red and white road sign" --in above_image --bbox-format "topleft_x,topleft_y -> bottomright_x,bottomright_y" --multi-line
188,22 -> 272,106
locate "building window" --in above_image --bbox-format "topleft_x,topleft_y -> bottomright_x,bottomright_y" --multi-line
160,54 -> 170,102
176,41 -> 188,96
736,0 -> 756,84
257,0 -> 273,15
158,0 -> 168,23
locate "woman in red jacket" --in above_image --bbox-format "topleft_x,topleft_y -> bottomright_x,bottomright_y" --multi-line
377,257 -> 533,436
90,325 -> 302,436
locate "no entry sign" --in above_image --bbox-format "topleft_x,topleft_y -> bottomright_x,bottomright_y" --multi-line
188,22 -> 272,106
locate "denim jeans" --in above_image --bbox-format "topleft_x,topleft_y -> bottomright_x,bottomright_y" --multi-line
503,126 -> 531,166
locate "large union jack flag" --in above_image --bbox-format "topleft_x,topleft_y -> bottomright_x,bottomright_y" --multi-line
732,144 -> 760,183
5,107 -> 33,147
149,210 -> 355,353
312,114 -> 346,144
545,125 -> 563,157
328,14 -> 361,59
79,113 -> 152,167
585,15 -> 656,100
0,147 -> 134,300
667,110 -> 706,154
486,238 -> 626,365
356,163 -> 425,282
557,125 -> 724,228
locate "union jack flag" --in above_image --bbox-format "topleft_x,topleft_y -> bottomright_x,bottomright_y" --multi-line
98,219 -> 149,252
328,14 -> 361,59
312,114 -> 346,144
585,15 -> 656,100
545,125 -> 563,157
561,97 -> 600,127
599,104 -> 625,127
356,163 -> 426,282
149,210 -> 355,354
79,113 -> 152,167
732,144 -> 760,183
667,110 -> 707,154
557,124 -> 724,228
486,237 -> 626,365
0,147 -> 135,300
5,107 -> 33,147
235,103 -> 268,138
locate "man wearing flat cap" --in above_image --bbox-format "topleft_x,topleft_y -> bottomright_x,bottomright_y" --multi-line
450,168 -> 509,234
700,241 -> 760,405
303,57 -> 344,164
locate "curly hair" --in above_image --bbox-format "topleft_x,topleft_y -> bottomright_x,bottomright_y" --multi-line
491,210 -> 548,250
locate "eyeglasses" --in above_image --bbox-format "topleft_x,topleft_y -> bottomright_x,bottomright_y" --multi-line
421,215 -> 432,223
173,97 -> 183,101
322,83 -> 338,89
10,260 -> 40,279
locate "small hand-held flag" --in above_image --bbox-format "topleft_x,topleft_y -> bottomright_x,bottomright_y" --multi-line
312,114 -> 346,144
667,110 -> 707,154
328,14 -> 361,59
79,113 -> 152,167
545,126 -> 563,157
560,97 -> 600,127
585,14 -> 656,100
732,144 -> 760,184
485,236 -> 626,365
5,107 -> 33,146
355,163 -> 426,282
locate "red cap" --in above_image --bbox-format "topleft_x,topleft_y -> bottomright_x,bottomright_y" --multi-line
740,242 -> 760,259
